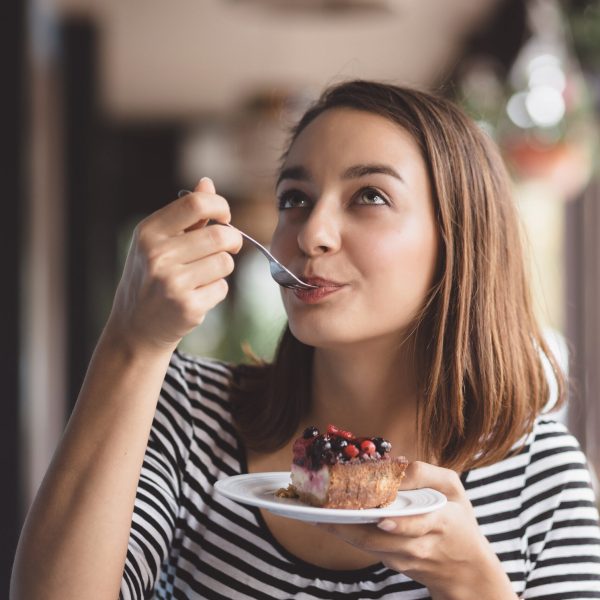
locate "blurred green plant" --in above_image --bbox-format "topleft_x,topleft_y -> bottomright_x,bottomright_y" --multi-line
565,0 -> 600,71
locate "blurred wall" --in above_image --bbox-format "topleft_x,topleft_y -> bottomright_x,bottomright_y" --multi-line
3,0 -> 25,594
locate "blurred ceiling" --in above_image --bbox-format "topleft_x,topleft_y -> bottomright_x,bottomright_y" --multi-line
52,0 -> 502,119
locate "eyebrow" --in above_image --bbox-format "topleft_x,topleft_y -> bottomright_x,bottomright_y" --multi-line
276,165 -> 311,187
276,163 -> 404,188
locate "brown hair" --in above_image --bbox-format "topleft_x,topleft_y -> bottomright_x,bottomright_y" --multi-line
231,80 -> 566,471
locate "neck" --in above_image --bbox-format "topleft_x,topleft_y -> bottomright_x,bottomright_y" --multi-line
305,338 -> 420,457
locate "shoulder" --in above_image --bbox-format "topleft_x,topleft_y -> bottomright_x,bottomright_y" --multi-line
160,349 -> 240,428
168,348 -> 237,390
465,416 -> 593,495
164,349 -> 239,406
524,416 -> 586,465
160,350 -> 246,457
521,415 -> 594,494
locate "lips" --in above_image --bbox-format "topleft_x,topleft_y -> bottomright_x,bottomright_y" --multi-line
302,276 -> 344,289
293,275 -> 346,303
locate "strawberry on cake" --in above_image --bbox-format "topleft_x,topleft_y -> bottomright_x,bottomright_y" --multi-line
277,424 -> 408,509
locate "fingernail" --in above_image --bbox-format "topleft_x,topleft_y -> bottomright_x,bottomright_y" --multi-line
377,519 -> 397,532
196,176 -> 216,193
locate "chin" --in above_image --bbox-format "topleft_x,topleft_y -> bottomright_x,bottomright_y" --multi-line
288,313 -> 416,351
288,320 -> 363,349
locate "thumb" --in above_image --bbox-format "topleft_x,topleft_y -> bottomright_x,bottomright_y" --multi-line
402,461 -> 465,500
194,176 -> 216,194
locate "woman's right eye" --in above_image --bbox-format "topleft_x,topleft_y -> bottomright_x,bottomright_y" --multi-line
277,189 -> 310,210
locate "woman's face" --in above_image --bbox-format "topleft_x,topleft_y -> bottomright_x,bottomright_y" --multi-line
271,108 -> 439,350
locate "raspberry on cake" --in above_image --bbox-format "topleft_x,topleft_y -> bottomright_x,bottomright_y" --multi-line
278,424 -> 408,509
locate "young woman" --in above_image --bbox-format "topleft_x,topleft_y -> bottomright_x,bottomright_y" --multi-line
12,81 -> 600,599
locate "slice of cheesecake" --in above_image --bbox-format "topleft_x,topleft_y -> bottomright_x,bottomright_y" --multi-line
281,424 -> 408,509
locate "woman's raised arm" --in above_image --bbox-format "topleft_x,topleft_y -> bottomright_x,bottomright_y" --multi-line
10,178 -> 242,600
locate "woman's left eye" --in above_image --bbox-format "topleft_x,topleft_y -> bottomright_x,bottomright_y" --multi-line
354,187 -> 389,206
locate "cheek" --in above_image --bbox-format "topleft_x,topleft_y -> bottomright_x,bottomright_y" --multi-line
360,225 -> 438,298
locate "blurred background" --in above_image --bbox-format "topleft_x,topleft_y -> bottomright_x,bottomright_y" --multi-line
3,0 -> 600,593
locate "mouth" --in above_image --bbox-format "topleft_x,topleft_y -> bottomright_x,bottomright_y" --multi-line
302,276 -> 344,288
292,276 -> 346,303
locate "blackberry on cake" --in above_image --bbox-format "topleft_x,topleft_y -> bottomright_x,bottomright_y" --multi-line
277,424 -> 408,509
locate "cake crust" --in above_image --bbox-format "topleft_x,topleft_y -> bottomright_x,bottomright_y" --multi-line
292,457 -> 408,509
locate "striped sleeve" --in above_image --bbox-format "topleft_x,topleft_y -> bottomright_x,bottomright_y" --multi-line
120,351 -> 195,600
521,421 -> 600,599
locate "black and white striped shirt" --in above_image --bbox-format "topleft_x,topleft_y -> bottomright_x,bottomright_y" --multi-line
120,351 -> 600,599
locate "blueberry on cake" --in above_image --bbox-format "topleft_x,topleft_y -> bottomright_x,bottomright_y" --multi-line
278,424 -> 408,509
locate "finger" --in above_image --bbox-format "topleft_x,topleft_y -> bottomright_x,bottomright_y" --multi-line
159,223 -> 243,265
186,177 -> 216,232
402,461 -> 465,500
144,178 -> 230,236
318,523 -> 394,553
172,252 -> 236,291
376,510 -> 440,538
317,522 -> 433,555
177,278 -> 230,327
191,277 -> 230,314
377,540 -> 434,575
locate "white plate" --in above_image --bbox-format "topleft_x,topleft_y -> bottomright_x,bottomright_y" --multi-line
214,472 -> 446,524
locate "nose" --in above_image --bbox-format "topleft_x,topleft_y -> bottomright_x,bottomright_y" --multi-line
296,200 -> 341,257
